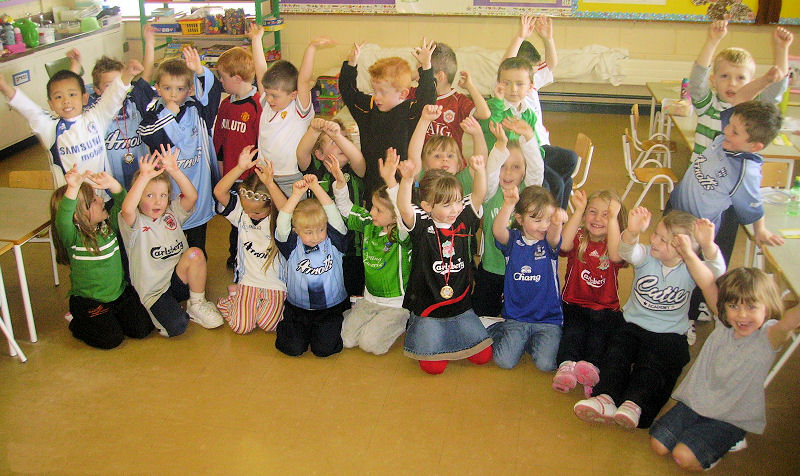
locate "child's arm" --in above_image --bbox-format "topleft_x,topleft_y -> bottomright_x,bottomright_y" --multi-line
768,304 -> 800,350
754,27 -> 795,104
306,174 -> 347,234
296,118 -> 326,171
0,74 -> 16,100
560,190 -> 586,253
276,180 -> 308,242
409,38 -> 438,114
339,42 -> 371,121
753,216 -> 785,247
120,60 -> 144,87
535,16 -> 558,71
458,71 -> 490,120
733,66 -> 785,104
396,159 -> 419,230
379,147 -> 400,189
485,121 -> 509,174
120,153 -> 164,227
469,154 -> 488,209
54,166 -> 85,243
323,153 -> 353,217
697,17 -> 727,69
619,206 -> 651,266
606,197 -> 623,263
159,144 -> 197,213
547,208 -> 567,249
324,120 -> 366,178
502,117 -> 544,186
503,14 -> 535,61
298,37 -> 336,110
409,104 -> 442,171
87,171 -> 124,230
247,22 -> 267,95
141,25 -> 157,83
461,116 -> 488,161
673,232 -> 718,315
66,48 -> 82,75
493,186 -> 517,246
213,145 -> 258,206
253,157 -> 287,211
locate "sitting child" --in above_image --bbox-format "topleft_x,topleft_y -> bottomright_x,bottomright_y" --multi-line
119,146 -> 224,337
573,209 -> 725,429
274,175 -> 349,357
51,166 -> 153,349
213,146 -> 287,334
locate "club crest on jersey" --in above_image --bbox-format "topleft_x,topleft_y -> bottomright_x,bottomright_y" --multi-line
164,213 -> 178,230
241,111 -> 250,122
633,275 -> 688,311
443,110 -> 456,123
281,111 -> 288,119
87,121 -> 98,134
534,245 -> 547,259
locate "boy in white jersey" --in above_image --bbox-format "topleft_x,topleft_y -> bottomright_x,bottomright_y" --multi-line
252,36 -> 333,197
0,61 -> 143,187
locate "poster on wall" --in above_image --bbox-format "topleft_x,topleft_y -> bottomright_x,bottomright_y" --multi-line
280,0 -> 573,17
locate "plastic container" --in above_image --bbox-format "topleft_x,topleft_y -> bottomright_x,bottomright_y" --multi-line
178,19 -> 203,35
788,176 -> 800,216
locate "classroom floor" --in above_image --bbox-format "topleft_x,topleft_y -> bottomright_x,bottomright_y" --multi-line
1,111 -> 798,475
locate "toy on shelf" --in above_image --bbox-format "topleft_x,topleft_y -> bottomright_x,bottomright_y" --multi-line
223,8 -> 246,36
313,75 -> 343,117
263,17 -> 284,32
204,14 -> 224,34
265,49 -> 281,62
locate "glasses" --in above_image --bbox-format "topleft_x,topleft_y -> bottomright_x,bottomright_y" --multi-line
240,189 -> 270,202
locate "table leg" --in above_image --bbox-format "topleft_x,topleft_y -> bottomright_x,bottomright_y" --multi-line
12,244 -> 37,343
649,96 -> 656,137
0,263 -> 26,361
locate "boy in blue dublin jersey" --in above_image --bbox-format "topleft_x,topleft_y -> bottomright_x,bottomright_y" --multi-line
137,47 -> 222,254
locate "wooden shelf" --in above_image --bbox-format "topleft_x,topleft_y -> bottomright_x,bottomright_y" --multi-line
153,33 -> 248,39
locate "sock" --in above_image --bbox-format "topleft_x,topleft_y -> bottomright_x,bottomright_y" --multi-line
419,360 -> 448,374
467,345 -> 493,365
189,291 -> 205,304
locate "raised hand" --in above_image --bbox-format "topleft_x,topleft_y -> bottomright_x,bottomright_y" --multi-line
64,164 -> 84,189
237,145 -> 259,170
502,185 -> 519,205
626,206 -> 652,235
309,118 -> 327,132
493,82 -> 506,101
501,117 -> 533,138
348,41 -> 365,66
534,16 -> 553,41
488,121 -> 508,149
457,71 -> 474,91
468,154 -> 486,172
397,158 -> 419,180
518,13 -> 535,40
672,233 -> 695,259
303,174 -> 320,188
412,37 -> 436,70
66,48 -> 81,64
322,119 -> 341,137
551,208 -> 568,227
322,153 -> 345,184
310,36 -> 336,49
123,59 -> 144,82
291,179 -> 309,197
143,24 -> 156,45
421,104 -> 442,122
459,116 -> 481,136
182,47 -> 204,74
245,22 -> 264,41
87,171 -> 118,191
378,147 -> 400,186
708,15 -> 729,42
775,27 -> 794,49
608,197 -> 621,218
254,158 -> 274,186
570,189 -> 587,212
157,144 -> 180,174
694,218 -> 715,250
138,153 -> 165,179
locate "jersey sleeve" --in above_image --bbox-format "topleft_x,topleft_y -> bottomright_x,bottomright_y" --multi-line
690,62 -> 713,111
88,76 -> 129,132
7,87 -> 57,149
129,77 -> 157,115
409,67 -> 437,120
731,160 -> 764,226
108,189 -> 127,233
54,195 -> 79,249
339,62 -> 372,124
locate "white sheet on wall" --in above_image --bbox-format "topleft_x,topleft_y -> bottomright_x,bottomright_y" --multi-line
395,0 -> 472,14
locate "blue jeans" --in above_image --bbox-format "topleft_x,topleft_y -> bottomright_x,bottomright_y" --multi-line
488,320 -> 562,371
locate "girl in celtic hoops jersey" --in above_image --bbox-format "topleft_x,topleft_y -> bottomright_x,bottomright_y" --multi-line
324,148 -> 411,355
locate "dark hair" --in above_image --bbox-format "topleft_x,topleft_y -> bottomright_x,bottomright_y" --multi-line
418,169 -> 463,207
91,56 -> 124,86
511,185 -> 557,230
497,56 -> 534,83
431,42 -> 457,85
47,70 -> 86,98
516,40 -> 541,65
154,57 -> 194,87
731,101 -> 782,147
262,60 -> 298,93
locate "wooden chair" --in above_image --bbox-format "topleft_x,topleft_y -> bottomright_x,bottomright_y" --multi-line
568,132 -> 594,212
7,170 -> 59,287
621,129 -> 678,210
761,160 -> 791,189
630,104 -> 676,163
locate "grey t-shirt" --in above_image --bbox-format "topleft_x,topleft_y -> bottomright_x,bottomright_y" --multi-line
673,318 -> 778,434
119,198 -> 192,309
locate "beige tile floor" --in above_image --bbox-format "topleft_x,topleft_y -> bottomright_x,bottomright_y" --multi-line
1,111 -> 799,475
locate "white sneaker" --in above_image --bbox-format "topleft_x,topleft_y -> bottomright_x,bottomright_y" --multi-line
574,394 -> 617,424
187,300 -> 224,329
729,438 -> 748,452
696,302 -> 713,322
614,400 -> 642,430
687,321 -> 697,346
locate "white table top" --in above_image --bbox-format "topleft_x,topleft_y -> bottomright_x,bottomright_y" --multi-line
743,202 -> 800,299
0,187 -> 54,245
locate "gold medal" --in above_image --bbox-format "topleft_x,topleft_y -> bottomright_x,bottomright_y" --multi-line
123,152 -> 135,164
440,285 -> 454,299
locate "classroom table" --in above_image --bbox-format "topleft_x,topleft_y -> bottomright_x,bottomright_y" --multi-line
742,202 -> 800,386
646,81 -> 800,161
0,187 -> 57,344
0,240 -> 27,362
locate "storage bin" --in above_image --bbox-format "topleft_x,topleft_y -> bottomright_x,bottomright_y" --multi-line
178,19 -> 203,35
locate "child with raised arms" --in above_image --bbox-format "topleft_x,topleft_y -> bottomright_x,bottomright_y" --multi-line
274,175 -> 349,357
650,260 -> 800,471
119,146 -> 223,337
396,155 -> 492,374
213,146 -> 287,334
573,208 -> 725,430
552,190 -> 626,397
51,166 -> 153,349
325,148 -> 411,355
489,185 -> 566,371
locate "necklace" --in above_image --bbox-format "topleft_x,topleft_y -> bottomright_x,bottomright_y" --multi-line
114,102 -> 135,164
433,222 -> 469,300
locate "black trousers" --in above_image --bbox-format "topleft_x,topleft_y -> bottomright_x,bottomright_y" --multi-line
68,285 -> 154,349
471,264 -> 504,317
542,145 -> 579,210
556,302 -> 624,366
275,300 -> 347,357
592,321 -> 690,428
184,223 -> 208,257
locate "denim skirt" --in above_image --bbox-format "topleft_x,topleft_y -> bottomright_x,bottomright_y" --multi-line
403,309 -> 493,360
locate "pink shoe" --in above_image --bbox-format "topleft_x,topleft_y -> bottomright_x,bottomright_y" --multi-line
614,400 -> 642,430
574,360 -> 600,387
574,394 -> 617,424
552,361 -> 577,393
582,385 -> 593,399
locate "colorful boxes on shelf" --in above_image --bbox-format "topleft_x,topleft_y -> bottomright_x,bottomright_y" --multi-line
314,75 -> 342,117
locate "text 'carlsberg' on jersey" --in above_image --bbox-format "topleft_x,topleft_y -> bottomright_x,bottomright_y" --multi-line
59,135 -> 104,163
150,240 -> 184,260
296,254 -> 333,275
634,275 -> 689,311
432,259 -> 465,275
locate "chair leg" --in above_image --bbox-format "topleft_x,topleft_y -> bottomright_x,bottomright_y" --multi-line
621,180 -> 635,202
48,230 -> 59,287
635,182 -> 655,209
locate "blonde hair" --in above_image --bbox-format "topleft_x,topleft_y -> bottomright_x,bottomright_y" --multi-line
154,57 -> 194,87
512,185 -> 556,230
660,210 -> 699,253
422,135 -> 461,169
713,47 -> 756,73
91,56 -> 124,87
238,174 -> 280,271
716,268 -> 783,328
216,47 -> 255,82
418,169 -> 463,207
372,185 -> 399,244
50,183 -> 113,265
312,118 -> 346,159
368,57 -> 412,90
292,198 -> 327,230
576,190 -> 627,263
